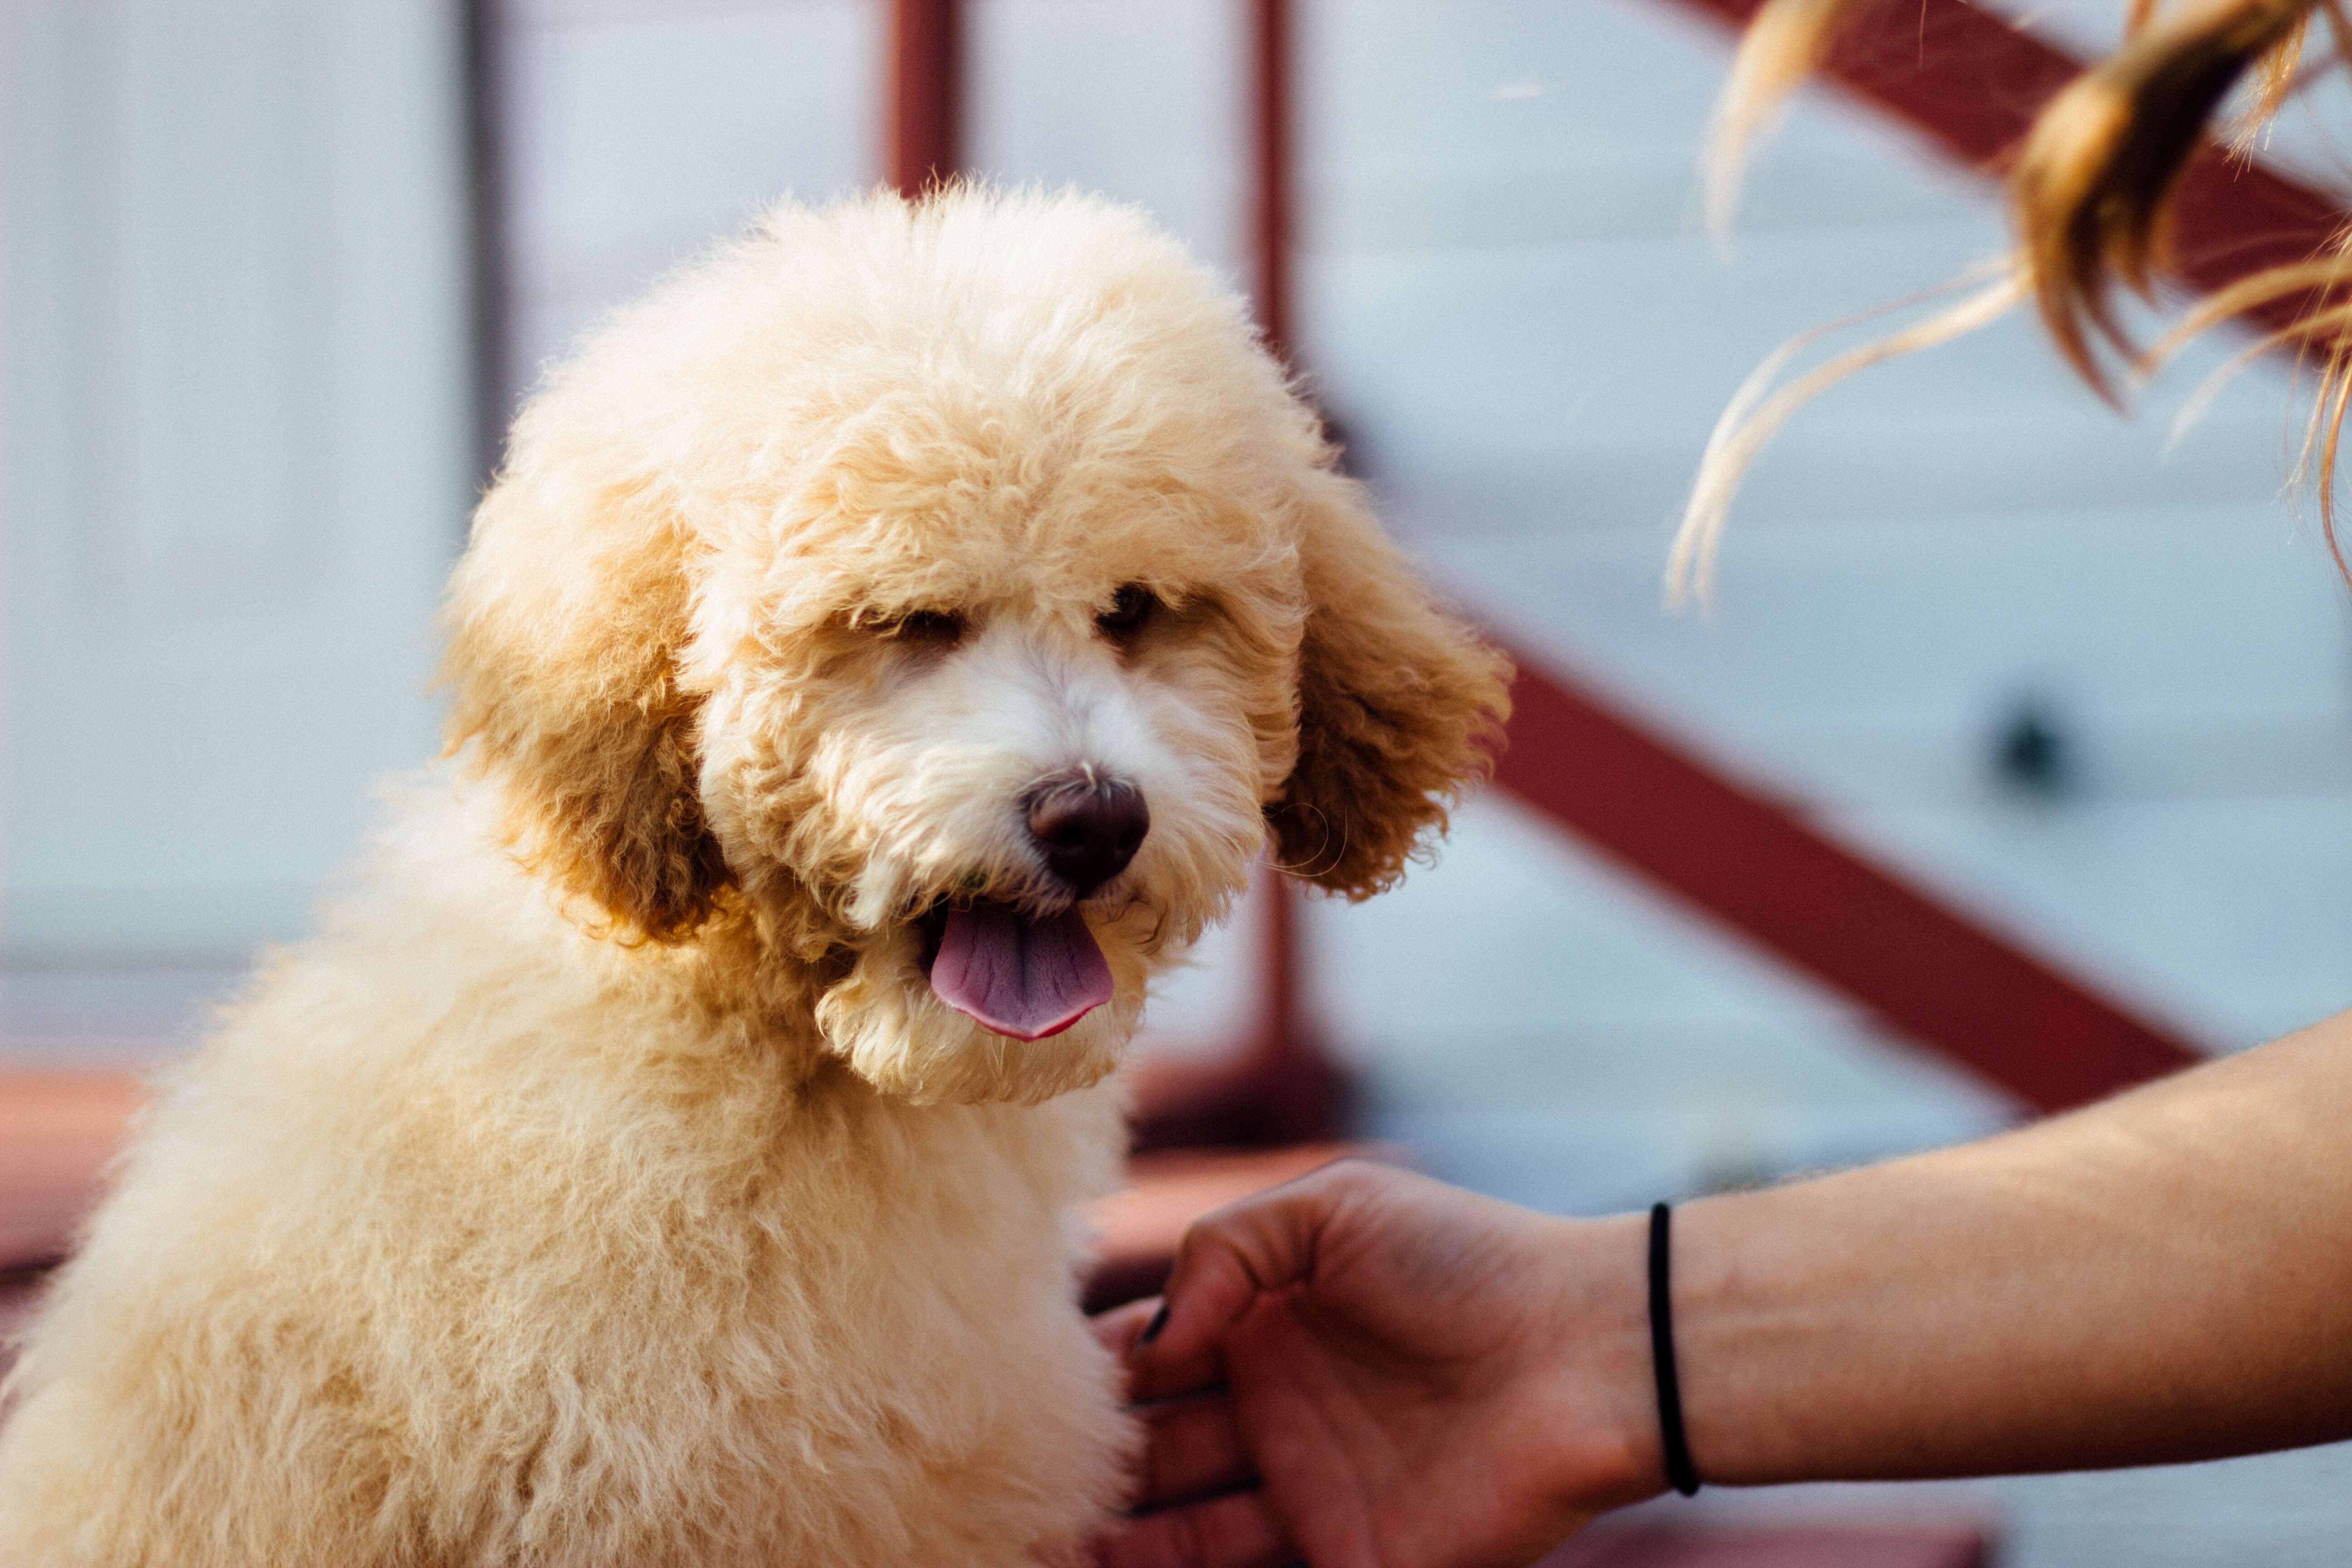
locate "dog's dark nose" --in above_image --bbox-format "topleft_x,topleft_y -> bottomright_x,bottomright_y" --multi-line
1026,777 -> 1149,897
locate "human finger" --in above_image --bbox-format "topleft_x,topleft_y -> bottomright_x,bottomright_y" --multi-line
1133,1393 -> 1255,1510
1094,1488 -> 1292,1568
1107,1291 -> 1227,1404
1126,1159 -> 1363,1401
1093,1296 -> 1161,1366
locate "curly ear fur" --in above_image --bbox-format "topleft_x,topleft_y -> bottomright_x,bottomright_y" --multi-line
441,465 -> 730,944
1271,470 -> 1512,900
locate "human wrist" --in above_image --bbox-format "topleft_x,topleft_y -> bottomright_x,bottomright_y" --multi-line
1552,1190 -> 1815,1502
1528,1210 -> 1673,1514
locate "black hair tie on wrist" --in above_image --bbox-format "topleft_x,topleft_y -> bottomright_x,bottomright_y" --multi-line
1648,1202 -> 1702,1497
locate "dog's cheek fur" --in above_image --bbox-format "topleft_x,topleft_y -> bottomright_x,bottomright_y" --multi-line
1124,634 -> 1285,936
1270,467 -> 1514,900
690,647 -> 867,948
694,639 -> 1029,942
441,454 -> 731,945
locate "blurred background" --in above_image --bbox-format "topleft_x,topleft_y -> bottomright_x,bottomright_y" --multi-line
10,0 -> 2352,1561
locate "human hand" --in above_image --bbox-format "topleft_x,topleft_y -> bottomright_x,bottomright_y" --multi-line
1093,1161 -> 1666,1568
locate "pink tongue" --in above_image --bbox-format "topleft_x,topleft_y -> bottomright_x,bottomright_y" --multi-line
929,906 -> 1114,1040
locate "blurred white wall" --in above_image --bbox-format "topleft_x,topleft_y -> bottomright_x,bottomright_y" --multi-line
501,0 -> 879,415
2,0 -> 473,965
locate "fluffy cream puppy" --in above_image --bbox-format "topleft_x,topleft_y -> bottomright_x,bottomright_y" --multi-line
0,187 -> 1507,1566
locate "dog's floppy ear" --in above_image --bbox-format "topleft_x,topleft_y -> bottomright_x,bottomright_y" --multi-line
440,464 -> 729,943
1270,470 -> 1513,900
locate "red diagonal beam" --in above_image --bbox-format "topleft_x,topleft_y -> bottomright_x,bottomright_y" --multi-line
1494,655 -> 2204,1113
1664,0 -> 2348,334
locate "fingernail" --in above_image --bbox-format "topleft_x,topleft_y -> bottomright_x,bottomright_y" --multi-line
1138,1300 -> 1170,1345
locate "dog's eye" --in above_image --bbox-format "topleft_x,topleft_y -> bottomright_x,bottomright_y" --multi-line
882,608 -> 966,647
1095,584 -> 1158,645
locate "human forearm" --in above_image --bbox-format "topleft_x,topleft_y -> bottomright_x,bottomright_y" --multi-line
1658,1011 -> 2352,1484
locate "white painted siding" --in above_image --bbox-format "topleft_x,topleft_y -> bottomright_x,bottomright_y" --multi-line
2,0 -> 472,963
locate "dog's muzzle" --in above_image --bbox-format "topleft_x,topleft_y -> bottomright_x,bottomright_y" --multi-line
918,768 -> 1146,1042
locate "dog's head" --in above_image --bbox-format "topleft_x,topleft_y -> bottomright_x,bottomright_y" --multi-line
443,189 -> 1508,1105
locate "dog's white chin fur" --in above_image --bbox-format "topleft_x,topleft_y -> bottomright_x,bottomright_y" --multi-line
818,920 -> 1147,1106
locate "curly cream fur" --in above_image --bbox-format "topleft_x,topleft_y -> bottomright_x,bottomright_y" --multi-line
0,187 -> 1507,1565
